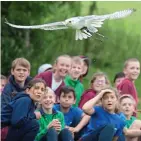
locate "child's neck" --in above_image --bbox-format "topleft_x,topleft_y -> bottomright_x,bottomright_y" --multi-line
15,80 -> 25,88
104,107 -> 115,114
70,75 -> 78,81
126,115 -> 132,120
42,107 -> 53,114
53,73 -> 62,82
60,105 -> 70,113
125,76 -> 135,82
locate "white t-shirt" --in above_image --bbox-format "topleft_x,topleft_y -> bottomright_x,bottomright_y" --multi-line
51,75 -> 62,91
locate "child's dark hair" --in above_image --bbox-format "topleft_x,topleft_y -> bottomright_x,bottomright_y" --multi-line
26,78 -> 47,89
113,72 -> 125,83
59,86 -> 76,99
80,55 -> 90,77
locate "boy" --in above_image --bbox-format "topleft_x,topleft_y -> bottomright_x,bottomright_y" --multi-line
35,55 -> 72,97
117,58 -> 140,105
54,86 -> 90,140
35,87 -> 74,141
82,87 -> 125,141
64,56 -> 84,107
1,58 -> 32,107
113,72 -> 125,88
119,94 -> 141,141
0,75 -> 7,93
1,78 -> 46,141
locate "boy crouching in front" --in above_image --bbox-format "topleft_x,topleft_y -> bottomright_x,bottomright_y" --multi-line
35,87 -> 74,141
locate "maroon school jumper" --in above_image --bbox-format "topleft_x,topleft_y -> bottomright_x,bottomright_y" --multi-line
35,71 -> 65,97
117,78 -> 138,104
79,89 -> 96,109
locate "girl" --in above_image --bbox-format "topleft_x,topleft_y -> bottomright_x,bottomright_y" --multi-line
81,87 -> 125,141
35,55 -> 72,98
1,78 -> 46,141
79,72 -> 110,109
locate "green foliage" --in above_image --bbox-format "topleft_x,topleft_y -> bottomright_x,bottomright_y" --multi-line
1,1 -> 141,110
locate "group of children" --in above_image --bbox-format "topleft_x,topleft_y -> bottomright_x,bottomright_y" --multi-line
1,55 -> 141,141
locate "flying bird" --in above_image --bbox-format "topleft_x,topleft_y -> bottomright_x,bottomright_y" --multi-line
5,8 -> 136,40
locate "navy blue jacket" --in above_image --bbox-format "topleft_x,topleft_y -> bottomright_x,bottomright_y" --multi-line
1,75 -> 32,108
1,92 -> 36,128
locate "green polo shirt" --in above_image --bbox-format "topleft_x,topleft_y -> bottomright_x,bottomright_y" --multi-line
64,75 -> 84,107
125,116 -> 136,128
35,109 -> 65,141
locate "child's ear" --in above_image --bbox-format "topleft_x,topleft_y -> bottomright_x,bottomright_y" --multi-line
11,69 -> 14,75
27,70 -> 30,76
73,99 -> 76,104
57,97 -> 60,103
25,88 -> 30,93
123,69 -> 127,75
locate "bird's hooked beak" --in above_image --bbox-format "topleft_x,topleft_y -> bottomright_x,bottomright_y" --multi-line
65,19 -> 72,27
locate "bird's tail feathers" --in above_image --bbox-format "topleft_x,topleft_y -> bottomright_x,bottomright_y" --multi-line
87,26 -> 98,33
75,30 -> 92,40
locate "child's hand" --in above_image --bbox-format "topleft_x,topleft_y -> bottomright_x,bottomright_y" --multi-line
68,127 -> 79,133
47,119 -> 61,131
34,111 -> 41,119
65,127 -> 75,138
99,89 -> 113,98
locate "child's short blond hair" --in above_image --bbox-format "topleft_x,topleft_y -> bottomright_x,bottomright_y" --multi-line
72,56 -> 83,66
11,58 -> 31,70
124,58 -> 140,69
41,87 -> 55,99
119,94 -> 136,106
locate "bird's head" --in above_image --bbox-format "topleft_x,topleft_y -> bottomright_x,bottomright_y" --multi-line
65,17 -> 79,27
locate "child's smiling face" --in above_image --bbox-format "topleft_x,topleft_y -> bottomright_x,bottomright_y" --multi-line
41,88 -> 56,110
124,61 -> 140,81
54,56 -> 72,78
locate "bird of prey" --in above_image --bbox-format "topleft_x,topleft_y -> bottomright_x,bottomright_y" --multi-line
5,8 -> 135,40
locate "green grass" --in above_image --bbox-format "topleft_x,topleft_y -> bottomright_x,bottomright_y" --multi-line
97,1 -> 141,35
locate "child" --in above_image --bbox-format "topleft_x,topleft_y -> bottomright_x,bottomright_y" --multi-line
1,78 -> 46,141
79,56 -> 90,82
119,94 -> 141,141
35,87 -> 74,141
38,63 -> 52,74
54,86 -> 90,141
82,87 -> 125,141
1,58 -> 32,107
35,55 -> 72,97
117,58 -> 140,106
113,72 -> 125,88
79,72 -> 110,109
64,56 -> 84,107
0,75 -> 7,93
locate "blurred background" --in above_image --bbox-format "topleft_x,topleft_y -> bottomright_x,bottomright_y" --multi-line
1,1 -> 141,111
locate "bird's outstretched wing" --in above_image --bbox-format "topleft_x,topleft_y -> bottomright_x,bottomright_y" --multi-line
83,8 -> 135,25
75,8 -> 135,40
5,19 -> 68,30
